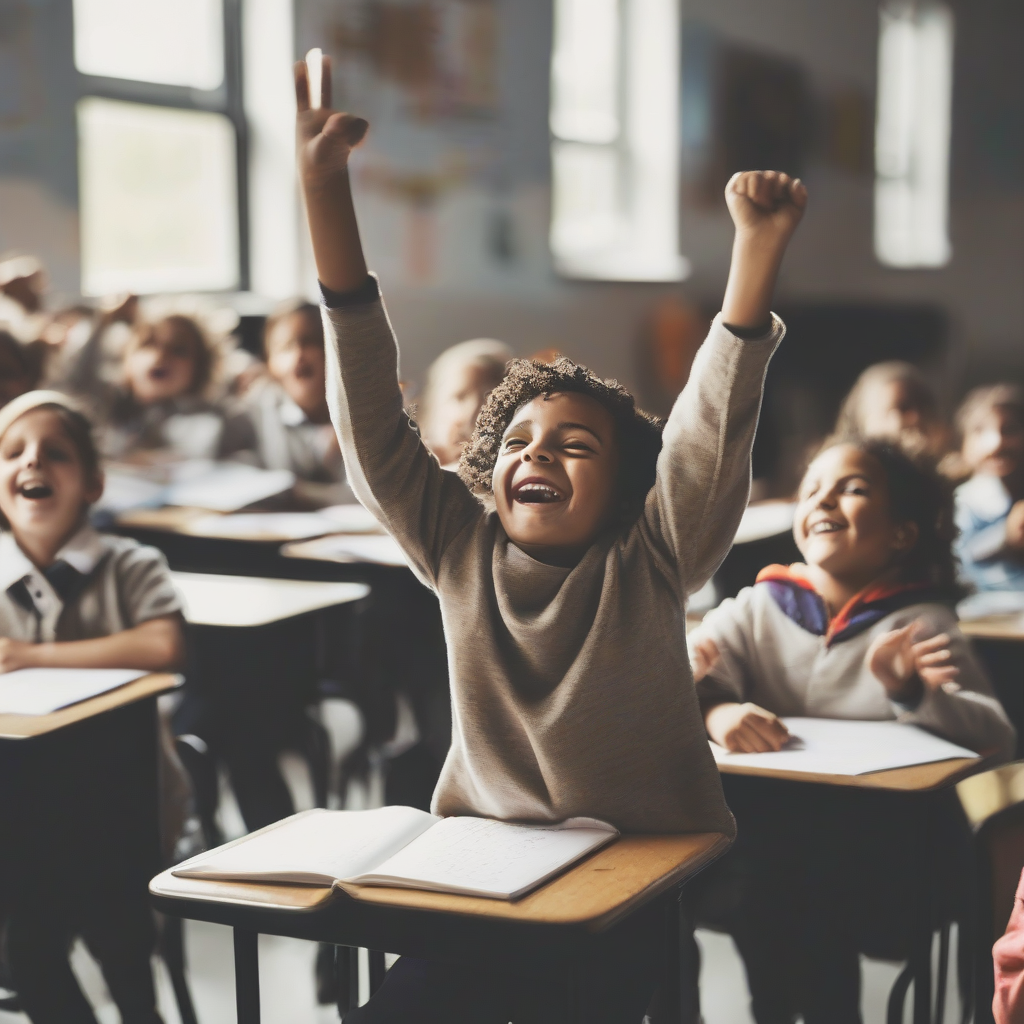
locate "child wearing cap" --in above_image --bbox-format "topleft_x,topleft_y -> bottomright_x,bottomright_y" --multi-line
0,389 -> 184,1024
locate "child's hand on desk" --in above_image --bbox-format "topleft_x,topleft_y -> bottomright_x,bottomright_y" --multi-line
690,637 -> 720,683
867,620 -> 959,702
705,702 -> 791,753
0,638 -> 36,673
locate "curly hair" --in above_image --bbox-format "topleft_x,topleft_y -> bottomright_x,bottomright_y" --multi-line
815,436 -> 966,599
458,356 -> 664,524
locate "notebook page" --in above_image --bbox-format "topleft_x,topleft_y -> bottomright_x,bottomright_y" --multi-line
711,717 -> 978,776
347,816 -> 619,900
0,668 -> 146,715
173,807 -> 439,884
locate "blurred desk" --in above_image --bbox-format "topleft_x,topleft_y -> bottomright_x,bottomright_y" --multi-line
282,533 -> 409,569
171,572 -> 368,628
961,614 -> 1024,642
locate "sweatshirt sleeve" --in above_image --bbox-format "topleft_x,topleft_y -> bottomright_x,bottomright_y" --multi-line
322,281 -> 484,588
641,314 -> 784,595
894,610 -> 1016,762
691,588 -> 758,708
994,870 -> 1024,1024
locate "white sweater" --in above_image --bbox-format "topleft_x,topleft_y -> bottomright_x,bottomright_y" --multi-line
692,581 -> 1016,762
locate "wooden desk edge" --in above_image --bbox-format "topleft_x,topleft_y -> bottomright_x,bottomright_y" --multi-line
717,754 -> 986,791
0,673 -> 179,739
150,831 -> 733,933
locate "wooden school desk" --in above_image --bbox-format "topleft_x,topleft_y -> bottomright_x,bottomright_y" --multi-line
716,751 -> 987,1024
962,615 -> 1024,758
150,830 -> 730,1024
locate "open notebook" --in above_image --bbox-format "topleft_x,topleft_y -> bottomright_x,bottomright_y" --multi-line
711,717 -> 978,776
172,807 -> 619,901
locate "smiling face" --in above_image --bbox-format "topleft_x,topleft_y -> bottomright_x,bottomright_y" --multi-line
266,310 -> 328,420
961,404 -> 1024,485
492,391 -> 619,565
0,408 -> 103,557
124,318 -> 202,404
794,444 -> 916,591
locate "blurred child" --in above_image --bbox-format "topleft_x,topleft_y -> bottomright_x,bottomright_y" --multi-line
66,299 -> 245,462
953,384 -> 1024,592
237,299 -> 348,503
417,338 -> 512,467
296,55 -> 805,1022
0,389 -> 184,1024
0,331 -> 40,408
835,360 -> 950,460
689,438 -> 1013,1024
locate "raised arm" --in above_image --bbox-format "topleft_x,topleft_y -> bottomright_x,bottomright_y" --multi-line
295,59 -> 481,585
644,171 -> 806,591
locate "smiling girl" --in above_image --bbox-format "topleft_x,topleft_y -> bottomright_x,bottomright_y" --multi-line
0,389 -> 183,1024
688,438 -> 1014,1023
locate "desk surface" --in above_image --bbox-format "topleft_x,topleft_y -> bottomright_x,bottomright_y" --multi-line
717,754 -> 984,791
0,672 -> 178,740
960,614 -> 1024,642
171,572 -> 369,627
282,534 -> 409,568
151,831 -> 729,933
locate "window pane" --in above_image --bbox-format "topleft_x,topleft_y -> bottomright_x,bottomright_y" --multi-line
73,0 -> 224,90
550,0 -> 620,143
77,98 -> 239,295
551,142 -> 620,255
874,4 -> 953,268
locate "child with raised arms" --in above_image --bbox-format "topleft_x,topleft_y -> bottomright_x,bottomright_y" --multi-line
688,438 -> 1014,1023
295,56 -> 805,1023
0,390 -> 184,1024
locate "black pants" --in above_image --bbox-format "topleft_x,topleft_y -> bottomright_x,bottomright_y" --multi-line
6,888 -> 160,1024
343,903 -> 662,1024
688,776 -> 972,1024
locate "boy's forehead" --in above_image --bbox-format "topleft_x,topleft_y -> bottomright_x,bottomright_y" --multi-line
0,407 -> 70,447
510,391 -> 612,427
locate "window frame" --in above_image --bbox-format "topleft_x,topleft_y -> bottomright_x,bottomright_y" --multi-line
73,0 -> 250,292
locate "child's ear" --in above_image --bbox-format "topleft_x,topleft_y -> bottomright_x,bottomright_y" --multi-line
892,521 -> 919,552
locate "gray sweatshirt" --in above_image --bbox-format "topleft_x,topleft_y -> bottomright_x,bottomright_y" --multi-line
323,287 -> 784,835
692,581 -> 1015,762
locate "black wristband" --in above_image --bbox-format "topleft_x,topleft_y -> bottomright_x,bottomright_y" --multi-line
319,275 -> 380,308
723,318 -> 774,340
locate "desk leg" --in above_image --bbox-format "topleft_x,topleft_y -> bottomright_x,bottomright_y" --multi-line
233,928 -> 260,1024
368,950 -> 386,996
335,946 -> 357,1015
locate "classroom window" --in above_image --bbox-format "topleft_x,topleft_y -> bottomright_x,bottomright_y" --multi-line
73,0 -> 247,295
874,3 -> 954,269
549,0 -> 689,282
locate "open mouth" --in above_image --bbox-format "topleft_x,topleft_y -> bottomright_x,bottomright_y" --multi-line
18,482 -> 53,500
149,366 -> 171,380
513,480 -> 565,505
809,520 -> 844,535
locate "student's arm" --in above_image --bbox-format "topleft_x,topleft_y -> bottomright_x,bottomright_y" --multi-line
691,590 -> 791,753
643,172 -> 805,593
0,616 -> 184,673
868,612 -> 1017,761
295,59 -> 481,584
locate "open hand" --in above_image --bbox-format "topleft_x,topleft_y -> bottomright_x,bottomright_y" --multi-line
690,636 -> 720,683
705,701 -> 791,753
867,620 -> 960,698
295,57 -> 369,192
0,638 -> 37,674
725,171 -> 807,244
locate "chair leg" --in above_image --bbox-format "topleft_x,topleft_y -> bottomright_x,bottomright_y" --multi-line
935,923 -> 950,1024
160,915 -> 199,1024
335,945 -> 357,1016
887,962 -> 914,1024
234,928 -> 260,1024
368,949 -> 386,996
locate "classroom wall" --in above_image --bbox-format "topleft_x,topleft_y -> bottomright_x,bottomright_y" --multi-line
295,0 -> 1024,402
0,0 -> 1019,402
